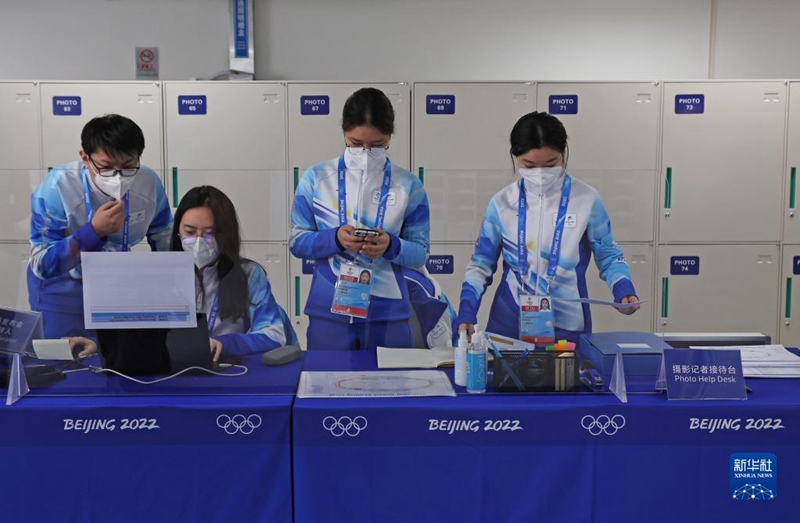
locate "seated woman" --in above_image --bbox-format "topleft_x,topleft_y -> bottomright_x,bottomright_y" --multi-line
173,186 -> 297,361
70,185 -> 297,362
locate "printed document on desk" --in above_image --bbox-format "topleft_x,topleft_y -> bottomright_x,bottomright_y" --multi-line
689,344 -> 800,378
297,370 -> 456,398
82,252 -> 197,329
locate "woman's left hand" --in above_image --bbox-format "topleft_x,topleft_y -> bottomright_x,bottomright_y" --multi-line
359,229 -> 391,260
67,337 -> 98,358
616,295 -> 640,315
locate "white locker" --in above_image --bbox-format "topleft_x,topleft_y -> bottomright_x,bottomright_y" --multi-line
288,255 -> 312,349
413,83 -> 536,243
164,82 -> 288,242
537,82 -> 660,242
660,81 -> 785,242
779,246 -> 800,346
427,243 -> 497,331
656,245 -> 779,338
784,82 -> 800,242
241,242 -> 290,320
288,83 -> 411,173
40,82 -> 164,175
584,243 -> 654,333
0,243 -> 32,311
0,82 -> 43,241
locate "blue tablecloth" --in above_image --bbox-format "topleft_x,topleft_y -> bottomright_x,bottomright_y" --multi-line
293,350 -> 800,523
1,354 -> 303,523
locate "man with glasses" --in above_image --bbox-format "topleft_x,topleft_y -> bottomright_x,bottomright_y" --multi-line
27,114 -> 173,339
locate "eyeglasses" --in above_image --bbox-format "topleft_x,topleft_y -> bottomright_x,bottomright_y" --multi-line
88,156 -> 140,178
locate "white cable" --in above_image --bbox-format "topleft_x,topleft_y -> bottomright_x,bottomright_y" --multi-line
88,364 -> 248,384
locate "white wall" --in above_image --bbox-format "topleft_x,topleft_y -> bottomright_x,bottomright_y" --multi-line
3,0 -> 800,82
0,0 -> 230,81
256,0 -> 710,81
712,0 -> 800,79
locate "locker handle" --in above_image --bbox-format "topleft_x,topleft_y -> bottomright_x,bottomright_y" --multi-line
418,167 -> 425,185
660,277 -> 669,318
786,278 -> 793,320
293,167 -> 300,192
664,167 -> 672,211
172,167 -> 179,208
790,167 -> 797,210
294,276 -> 301,317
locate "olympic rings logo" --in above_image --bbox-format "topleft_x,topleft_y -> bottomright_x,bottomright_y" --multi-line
216,414 -> 262,435
322,416 -> 368,437
581,414 -> 626,436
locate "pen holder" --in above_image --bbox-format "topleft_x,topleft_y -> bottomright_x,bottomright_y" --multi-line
493,351 -> 579,392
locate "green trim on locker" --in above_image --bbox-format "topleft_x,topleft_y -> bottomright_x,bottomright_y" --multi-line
786,278 -> 793,319
791,167 -> 797,209
294,276 -> 301,317
664,167 -> 672,209
172,167 -> 178,208
661,277 -> 669,318
294,167 -> 299,192
418,167 -> 424,185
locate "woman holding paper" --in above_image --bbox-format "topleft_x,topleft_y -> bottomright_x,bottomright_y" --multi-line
457,112 -> 639,344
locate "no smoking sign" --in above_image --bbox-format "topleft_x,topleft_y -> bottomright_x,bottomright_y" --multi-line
135,47 -> 159,80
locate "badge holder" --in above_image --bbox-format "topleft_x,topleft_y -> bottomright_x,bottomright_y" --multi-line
518,294 -> 555,345
330,261 -> 373,319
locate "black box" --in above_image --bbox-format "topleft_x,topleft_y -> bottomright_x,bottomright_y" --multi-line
493,351 -> 579,392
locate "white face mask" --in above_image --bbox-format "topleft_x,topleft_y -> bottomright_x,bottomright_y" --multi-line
518,166 -> 564,188
181,236 -> 219,269
345,146 -> 387,173
93,173 -> 136,201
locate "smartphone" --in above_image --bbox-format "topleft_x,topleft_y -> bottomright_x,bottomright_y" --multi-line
353,228 -> 380,238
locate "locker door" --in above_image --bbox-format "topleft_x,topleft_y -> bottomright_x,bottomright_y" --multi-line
538,82 -> 660,242
413,83 -> 536,242
427,243 -> 498,331
0,82 -> 43,241
288,255 -> 314,349
584,243 -> 654,333
164,82 -> 288,243
784,82 -> 800,242
780,246 -> 800,346
0,243 -> 33,311
657,245 -> 779,338
241,242 -> 290,320
40,83 -> 163,175
660,82 -> 785,242
288,83 -> 411,174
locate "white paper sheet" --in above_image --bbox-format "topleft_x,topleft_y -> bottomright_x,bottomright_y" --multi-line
297,370 -> 456,398
82,252 -> 197,329
32,339 -> 73,360
377,347 -> 454,369
554,297 -> 648,309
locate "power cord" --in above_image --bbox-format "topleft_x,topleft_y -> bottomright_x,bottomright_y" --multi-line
86,364 -> 248,385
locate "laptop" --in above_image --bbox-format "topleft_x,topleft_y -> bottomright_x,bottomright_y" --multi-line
97,313 -> 214,376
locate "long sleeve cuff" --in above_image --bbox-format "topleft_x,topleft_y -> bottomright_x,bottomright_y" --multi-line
72,222 -> 105,252
382,232 -> 401,261
612,279 -> 637,303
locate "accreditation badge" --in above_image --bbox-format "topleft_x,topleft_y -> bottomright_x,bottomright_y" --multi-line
519,293 -> 555,345
331,262 -> 373,319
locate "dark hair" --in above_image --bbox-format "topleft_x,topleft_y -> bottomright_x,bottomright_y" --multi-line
171,186 -> 250,325
81,114 -> 145,160
341,88 -> 395,135
509,111 -> 569,168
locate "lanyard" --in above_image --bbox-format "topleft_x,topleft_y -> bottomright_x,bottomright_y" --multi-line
82,167 -> 130,252
337,155 -> 392,229
207,288 -> 220,333
517,174 -> 571,293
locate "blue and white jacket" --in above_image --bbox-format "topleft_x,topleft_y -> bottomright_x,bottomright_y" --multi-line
28,161 -> 173,313
457,174 -> 636,337
196,260 -> 298,355
289,154 -> 430,322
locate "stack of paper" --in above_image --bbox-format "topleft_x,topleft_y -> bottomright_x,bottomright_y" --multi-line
690,344 -> 800,378
377,347 -> 454,369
